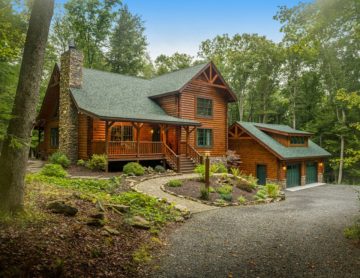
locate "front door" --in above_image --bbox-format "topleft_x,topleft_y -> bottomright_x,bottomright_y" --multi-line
287,164 -> 300,187
256,165 -> 267,185
306,162 -> 318,184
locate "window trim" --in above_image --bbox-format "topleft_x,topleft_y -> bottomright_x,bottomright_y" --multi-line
196,128 -> 213,148
196,97 -> 213,118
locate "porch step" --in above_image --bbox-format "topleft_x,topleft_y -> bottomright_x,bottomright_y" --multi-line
164,154 -> 197,173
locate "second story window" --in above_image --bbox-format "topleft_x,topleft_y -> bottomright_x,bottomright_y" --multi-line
197,98 -> 213,117
111,126 -> 133,141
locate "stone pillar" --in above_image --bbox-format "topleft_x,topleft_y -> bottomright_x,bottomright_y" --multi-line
59,46 -> 83,163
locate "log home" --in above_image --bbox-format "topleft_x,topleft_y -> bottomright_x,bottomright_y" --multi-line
228,122 -> 331,188
35,45 -> 236,172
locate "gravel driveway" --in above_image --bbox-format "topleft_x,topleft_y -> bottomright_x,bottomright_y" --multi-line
154,185 -> 360,278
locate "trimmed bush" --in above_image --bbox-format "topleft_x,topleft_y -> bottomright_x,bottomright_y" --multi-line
154,165 -> 166,173
167,179 -> 182,187
49,152 -> 70,168
86,154 -> 107,171
123,162 -> 145,176
199,185 -> 209,200
41,164 -> 67,178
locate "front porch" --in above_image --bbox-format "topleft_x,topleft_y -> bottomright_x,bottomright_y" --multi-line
92,121 -> 203,172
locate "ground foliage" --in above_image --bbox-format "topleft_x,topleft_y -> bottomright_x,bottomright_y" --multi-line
0,174 -> 180,277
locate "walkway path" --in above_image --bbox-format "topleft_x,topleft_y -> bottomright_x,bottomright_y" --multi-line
135,174 -> 217,213
26,159 -> 44,173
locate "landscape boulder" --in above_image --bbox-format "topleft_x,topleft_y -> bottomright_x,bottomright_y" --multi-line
47,201 -> 78,216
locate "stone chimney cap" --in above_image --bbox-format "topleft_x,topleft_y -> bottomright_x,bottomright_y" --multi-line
68,39 -> 76,50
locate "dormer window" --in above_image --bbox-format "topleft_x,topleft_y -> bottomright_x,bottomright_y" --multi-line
290,136 -> 306,145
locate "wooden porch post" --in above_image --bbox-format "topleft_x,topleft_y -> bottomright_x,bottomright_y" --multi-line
184,126 -> 190,156
132,122 -> 143,158
105,121 -> 109,172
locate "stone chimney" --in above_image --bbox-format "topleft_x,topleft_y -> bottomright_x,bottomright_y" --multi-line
59,42 -> 83,163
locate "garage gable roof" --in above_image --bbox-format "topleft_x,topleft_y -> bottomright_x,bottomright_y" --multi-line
235,122 -> 331,160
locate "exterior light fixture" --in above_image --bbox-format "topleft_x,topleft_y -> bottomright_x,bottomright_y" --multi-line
205,151 -> 210,157
319,162 -> 323,167
150,129 -> 154,134
282,166 -> 287,171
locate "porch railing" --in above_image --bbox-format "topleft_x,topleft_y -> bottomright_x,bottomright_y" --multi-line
108,141 -> 163,158
163,143 -> 179,172
186,143 -> 203,165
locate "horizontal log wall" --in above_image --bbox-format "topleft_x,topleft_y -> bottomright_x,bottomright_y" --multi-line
229,138 -> 279,180
179,78 -> 228,156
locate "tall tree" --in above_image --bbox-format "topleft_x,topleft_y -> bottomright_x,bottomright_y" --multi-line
0,0 -> 54,213
53,0 -> 121,69
108,5 -> 148,76
155,52 -> 194,75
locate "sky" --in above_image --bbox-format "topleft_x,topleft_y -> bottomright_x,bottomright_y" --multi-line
56,0 -> 312,60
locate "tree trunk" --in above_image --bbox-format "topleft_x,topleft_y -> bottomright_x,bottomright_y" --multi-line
337,135 -> 344,184
0,0 -> 54,213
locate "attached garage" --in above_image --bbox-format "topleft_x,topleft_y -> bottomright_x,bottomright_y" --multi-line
286,164 -> 301,187
306,162 -> 318,184
228,122 -> 331,189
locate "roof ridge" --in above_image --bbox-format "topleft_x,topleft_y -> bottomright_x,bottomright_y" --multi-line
83,67 -> 150,82
150,62 -> 209,80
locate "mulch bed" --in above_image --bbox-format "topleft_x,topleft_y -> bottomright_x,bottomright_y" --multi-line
165,176 -> 257,203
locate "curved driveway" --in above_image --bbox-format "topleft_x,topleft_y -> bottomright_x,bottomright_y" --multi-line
154,185 -> 360,278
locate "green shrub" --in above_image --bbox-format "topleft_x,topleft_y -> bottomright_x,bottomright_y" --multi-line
220,193 -> 232,201
238,196 -> 247,204
209,186 -> 215,193
123,162 -> 145,176
49,152 -> 70,168
86,154 -> 107,171
154,165 -> 166,173
230,167 -> 240,177
210,162 -> 228,173
167,179 -> 182,187
41,164 -> 67,178
194,164 -> 213,181
77,159 -> 85,166
216,185 -> 233,195
344,223 -> 360,241
255,189 -> 267,200
264,183 -> 280,198
199,185 -> 209,200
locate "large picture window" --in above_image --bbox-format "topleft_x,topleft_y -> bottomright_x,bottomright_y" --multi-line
197,98 -> 213,117
111,126 -> 133,141
197,128 -> 212,147
50,128 -> 59,148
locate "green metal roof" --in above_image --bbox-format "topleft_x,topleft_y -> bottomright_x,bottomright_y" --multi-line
236,122 -> 331,160
253,123 -> 312,135
70,66 -> 208,125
